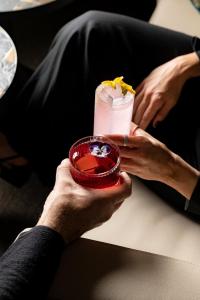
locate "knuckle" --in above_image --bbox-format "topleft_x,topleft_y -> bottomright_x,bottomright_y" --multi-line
135,135 -> 147,144
144,88 -> 151,97
152,97 -> 161,106
56,164 -> 64,173
154,91 -> 163,99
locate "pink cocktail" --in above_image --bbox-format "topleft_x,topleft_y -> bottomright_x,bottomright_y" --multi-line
69,136 -> 120,188
93,77 -> 135,135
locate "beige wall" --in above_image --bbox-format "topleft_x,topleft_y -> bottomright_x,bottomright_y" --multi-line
150,0 -> 200,37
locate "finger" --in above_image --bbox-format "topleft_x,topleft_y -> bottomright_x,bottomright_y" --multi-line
132,91 -> 144,120
113,199 -> 125,211
133,94 -> 149,126
152,102 -> 173,128
120,157 -> 138,168
120,161 -> 139,176
60,158 -> 70,167
56,158 -> 72,177
135,81 -> 145,94
106,134 -> 143,148
105,134 -> 129,147
99,171 -> 132,201
119,146 -> 139,159
120,164 -> 136,175
132,80 -> 146,118
130,123 -> 140,136
139,100 -> 162,130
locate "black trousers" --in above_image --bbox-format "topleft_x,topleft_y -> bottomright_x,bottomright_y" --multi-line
1,11 -> 200,209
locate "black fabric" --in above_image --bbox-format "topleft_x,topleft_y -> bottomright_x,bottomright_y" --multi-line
196,50 -> 200,60
0,11 -> 200,213
0,226 -> 65,300
69,0 -> 157,22
192,36 -> 200,60
186,177 -> 200,213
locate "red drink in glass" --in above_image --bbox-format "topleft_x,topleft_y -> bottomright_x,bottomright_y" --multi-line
69,136 -> 120,188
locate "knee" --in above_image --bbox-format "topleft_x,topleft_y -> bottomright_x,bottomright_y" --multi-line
71,10 -> 107,30
76,10 -> 107,28
56,10 -> 108,41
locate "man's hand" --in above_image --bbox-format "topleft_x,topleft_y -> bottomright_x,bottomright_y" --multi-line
37,159 -> 131,243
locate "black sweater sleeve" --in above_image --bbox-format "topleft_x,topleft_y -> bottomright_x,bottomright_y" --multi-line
192,36 -> 200,60
0,225 -> 65,300
185,177 -> 200,215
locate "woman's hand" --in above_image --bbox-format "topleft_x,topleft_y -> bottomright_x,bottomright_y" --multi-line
108,128 -> 175,183
132,52 -> 200,130
107,126 -> 200,199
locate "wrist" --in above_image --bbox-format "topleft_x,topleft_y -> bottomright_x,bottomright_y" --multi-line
165,153 -> 200,199
175,53 -> 200,80
37,208 -> 81,244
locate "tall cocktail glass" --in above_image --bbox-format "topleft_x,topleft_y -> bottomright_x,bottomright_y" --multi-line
93,76 -> 135,135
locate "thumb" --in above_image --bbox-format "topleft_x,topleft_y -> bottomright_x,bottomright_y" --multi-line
55,158 -> 73,183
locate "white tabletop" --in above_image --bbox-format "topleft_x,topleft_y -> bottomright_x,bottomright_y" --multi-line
0,0 -> 56,12
0,26 -> 17,99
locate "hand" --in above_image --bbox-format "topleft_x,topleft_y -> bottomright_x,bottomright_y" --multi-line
37,159 -> 131,243
107,126 -> 200,199
107,128 -> 175,183
132,53 -> 200,130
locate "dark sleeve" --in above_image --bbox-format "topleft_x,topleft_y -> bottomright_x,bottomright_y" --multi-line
0,225 -> 65,300
192,36 -> 200,60
185,177 -> 200,215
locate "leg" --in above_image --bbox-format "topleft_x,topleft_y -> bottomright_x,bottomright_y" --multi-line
67,0 -> 157,21
0,11 -> 197,186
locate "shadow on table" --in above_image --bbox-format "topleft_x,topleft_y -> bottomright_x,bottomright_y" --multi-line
49,238 -> 159,300
49,237 -> 200,300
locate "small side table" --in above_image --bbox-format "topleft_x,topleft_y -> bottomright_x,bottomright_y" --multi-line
0,26 -> 17,98
0,0 -> 56,12
0,0 -> 74,69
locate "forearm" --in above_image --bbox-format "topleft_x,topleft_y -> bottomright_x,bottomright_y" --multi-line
163,152 -> 200,200
0,226 -> 65,300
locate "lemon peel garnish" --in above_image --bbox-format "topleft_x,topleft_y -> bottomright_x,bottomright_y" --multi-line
102,76 -> 136,95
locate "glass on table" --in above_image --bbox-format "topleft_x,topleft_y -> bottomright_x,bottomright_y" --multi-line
69,136 -> 120,189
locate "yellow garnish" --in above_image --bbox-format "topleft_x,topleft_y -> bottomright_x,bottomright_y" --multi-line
102,76 -> 136,95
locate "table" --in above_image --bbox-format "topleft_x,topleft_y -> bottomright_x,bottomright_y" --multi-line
0,0 -> 75,69
0,0 -> 56,12
49,238 -> 200,300
0,26 -> 17,98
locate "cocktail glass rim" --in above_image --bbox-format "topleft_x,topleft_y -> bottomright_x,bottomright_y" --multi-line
69,135 -> 120,178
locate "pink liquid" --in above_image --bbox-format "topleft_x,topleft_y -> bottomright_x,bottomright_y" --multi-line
69,140 -> 120,188
93,86 -> 134,135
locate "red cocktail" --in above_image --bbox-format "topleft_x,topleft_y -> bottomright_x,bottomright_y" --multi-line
69,136 -> 120,188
